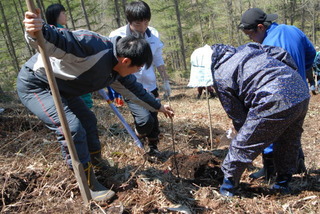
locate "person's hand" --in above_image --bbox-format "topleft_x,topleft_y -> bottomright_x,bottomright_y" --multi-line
158,104 -> 174,118
23,8 -> 43,38
162,80 -> 171,97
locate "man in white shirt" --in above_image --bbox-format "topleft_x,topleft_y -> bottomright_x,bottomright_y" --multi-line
109,1 -> 171,159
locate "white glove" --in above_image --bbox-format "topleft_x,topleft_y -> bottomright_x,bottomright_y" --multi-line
162,80 -> 171,97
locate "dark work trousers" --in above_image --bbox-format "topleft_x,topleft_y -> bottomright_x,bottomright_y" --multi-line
125,89 -> 160,144
222,99 -> 309,183
16,66 -> 101,168
306,68 -> 315,88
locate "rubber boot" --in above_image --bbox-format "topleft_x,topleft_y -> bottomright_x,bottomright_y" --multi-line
90,151 -> 110,171
249,153 -> 274,180
263,153 -> 275,180
271,174 -> 292,194
84,162 -> 115,201
296,148 -> 306,174
219,177 -> 239,197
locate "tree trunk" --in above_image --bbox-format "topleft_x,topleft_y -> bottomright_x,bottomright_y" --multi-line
237,0 -> 245,45
36,0 -> 46,22
13,0 -> 33,57
0,1 -> 20,72
289,0 -> 296,25
300,0 -> 305,32
209,12 -> 220,43
18,0 -> 35,55
114,0 -> 122,28
225,0 -> 235,45
173,0 -> 187,71
65,0 -> 76,30
175,50 -> 181,70
80,0 -> 91,30
312,0 -> 316,44
283,0 -> 288,24
0,85 -> 4,96
121,0 -> 127,15
195,0 -> 204,45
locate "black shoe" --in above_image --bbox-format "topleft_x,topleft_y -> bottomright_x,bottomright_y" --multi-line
144,146 -> 163,163
148,146 -> 161,157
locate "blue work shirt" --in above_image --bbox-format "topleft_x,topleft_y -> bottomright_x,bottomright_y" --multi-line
262,22 -> 316,87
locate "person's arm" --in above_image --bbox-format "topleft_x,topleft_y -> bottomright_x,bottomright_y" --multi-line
304,37 -> 316,71
157,64 -> 171,97
157,64 -> 169,81
110,75 -> 174,118
24,9 -> 110,60
214,85 -> 248,131
153,44 -> 171,96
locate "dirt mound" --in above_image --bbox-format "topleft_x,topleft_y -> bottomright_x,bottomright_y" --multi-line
0,171 -> 42,211
167,152 -> 223,184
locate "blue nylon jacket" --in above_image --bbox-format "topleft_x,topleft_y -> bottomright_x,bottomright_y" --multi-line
24,24 -> 161,111
211,43 -> 310,131
262,22 -> 316,85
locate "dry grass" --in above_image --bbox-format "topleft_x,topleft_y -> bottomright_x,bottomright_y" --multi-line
0,80 -> 319,213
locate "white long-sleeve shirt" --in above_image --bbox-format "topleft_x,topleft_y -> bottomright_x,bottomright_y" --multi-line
109,24 -> 164,92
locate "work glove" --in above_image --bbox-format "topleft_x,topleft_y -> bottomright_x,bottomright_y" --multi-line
162,80 -> 171,97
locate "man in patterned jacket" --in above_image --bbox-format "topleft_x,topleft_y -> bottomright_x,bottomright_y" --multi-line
211,43 -> 310,197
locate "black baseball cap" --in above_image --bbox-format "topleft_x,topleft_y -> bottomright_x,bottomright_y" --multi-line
238,8 -> 278,30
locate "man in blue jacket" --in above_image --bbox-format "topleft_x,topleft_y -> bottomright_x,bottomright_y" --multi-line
211,43 -> 310,196
238,8 -> 315,180
20,9 -> 174,201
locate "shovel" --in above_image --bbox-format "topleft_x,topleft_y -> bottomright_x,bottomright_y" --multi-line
25,0 -> 91,204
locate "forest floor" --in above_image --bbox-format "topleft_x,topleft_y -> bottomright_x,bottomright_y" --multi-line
0,80 -> 319,213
